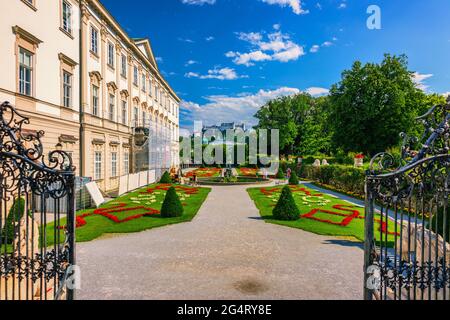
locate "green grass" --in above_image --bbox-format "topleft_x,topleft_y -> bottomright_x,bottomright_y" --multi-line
46,184 -> 211,244
247,184 -> 400,247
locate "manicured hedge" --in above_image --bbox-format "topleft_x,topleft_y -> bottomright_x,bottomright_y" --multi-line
273,186 -> 300,221
159,171 -> 172,184
161,187 -> 184,218
300,165 -> 365,197
1,198 -> 26,244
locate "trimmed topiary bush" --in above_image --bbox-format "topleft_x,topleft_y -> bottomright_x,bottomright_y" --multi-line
1,198 -> 26,244
276,168 -> 285,179
431,206 -> 450,243
273,186 -> 300,221
159,171 -> 172,184
161,187 -> 184,218
289,171 -> 299,185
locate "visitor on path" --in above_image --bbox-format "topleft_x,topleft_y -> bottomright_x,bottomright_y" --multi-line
286,168 -> 292,181
192,172 -> 198,186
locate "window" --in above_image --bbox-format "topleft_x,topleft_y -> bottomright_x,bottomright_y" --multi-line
92,85 -> 99,116
90,27 -> 98,55
22,0 -> 36,10
142,111 -> 147,127
124,152 -> 129,174
94,152 -> 102,180
133,105 -> 139,126
108,94 -> 115,121
121,54 -> 127,77
155,86 -> 158,101
107,42 -> 114,67
111,152 -> 118,177
133,66 -> 138,86
62,0 -> 72,34
121,100 -> 127,125
141,74 -> 146,92
19,48 -> 33,96
149,78 -> 152,96
63,71 -> 72,108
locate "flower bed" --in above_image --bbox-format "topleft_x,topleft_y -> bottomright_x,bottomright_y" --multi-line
237,168 -> 259,177
185,168 -> 222,178
248,185 -> 400,245
49,184 -> 211,243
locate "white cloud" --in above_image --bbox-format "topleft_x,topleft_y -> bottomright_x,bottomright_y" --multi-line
412,72 -> 433,91
338,1 -> 347,9
260,0 -> 309,15
230,51 -> 273,67
442,92 -> 450,97
156,57 -> 163,63
178,38 -> 195,43
310,45 -> 320,53
227,27 -> 305,66
206,36 -> 215,41
305,87 -> 329,96
322,41 -> 333,47
181,87 -> 301,125
181,0 -> 216,5
185,60 -> 199,66
185,67 -> 246,80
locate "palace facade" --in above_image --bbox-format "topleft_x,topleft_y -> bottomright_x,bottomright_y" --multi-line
0,0 -> 180,193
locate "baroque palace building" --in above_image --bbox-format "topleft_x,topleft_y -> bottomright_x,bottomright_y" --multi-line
0,0 -> 181,193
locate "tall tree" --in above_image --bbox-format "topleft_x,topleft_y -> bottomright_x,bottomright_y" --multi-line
329,54 -> 430,156
254,96 -> 299,155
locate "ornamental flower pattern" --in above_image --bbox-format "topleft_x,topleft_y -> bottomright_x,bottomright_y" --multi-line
184,168 -> 222,178
259,185 -> 399,236
62,185 -> 201,229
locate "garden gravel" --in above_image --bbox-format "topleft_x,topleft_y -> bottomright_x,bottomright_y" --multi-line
77,182 -> 364,300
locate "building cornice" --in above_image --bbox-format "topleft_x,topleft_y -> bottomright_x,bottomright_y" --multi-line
12,25 -> 43,46
84,0 -> 181,103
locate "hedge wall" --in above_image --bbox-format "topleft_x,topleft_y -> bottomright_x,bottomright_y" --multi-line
300,165 -> 366,197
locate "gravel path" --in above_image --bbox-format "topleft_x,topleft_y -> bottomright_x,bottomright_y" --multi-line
76,183 -> 364,300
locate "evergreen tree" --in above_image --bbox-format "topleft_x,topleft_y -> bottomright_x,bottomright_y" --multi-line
273,186 -> 300,221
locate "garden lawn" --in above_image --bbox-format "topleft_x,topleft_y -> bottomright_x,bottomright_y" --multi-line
247,184 -> 400,247
46,184 -> 210,244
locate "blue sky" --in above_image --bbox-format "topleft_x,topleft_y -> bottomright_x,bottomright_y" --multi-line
101,0 -> 450,130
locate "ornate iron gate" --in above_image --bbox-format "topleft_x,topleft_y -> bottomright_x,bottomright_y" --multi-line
364,100 -> 450,300
0,102 -> 76,300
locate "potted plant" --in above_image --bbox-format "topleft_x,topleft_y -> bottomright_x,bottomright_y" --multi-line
354,154 -> 364,167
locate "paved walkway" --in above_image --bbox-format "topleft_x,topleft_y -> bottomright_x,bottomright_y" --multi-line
77,183 -> 364,300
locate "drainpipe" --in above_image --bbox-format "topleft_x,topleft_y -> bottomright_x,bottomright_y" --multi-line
78,0 -> 84,178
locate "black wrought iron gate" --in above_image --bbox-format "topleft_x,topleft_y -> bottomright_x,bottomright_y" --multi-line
364,101 -> 450,300
0,102 -> 76,300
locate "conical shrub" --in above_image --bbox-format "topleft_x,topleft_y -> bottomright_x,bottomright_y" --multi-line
276,168 -> 285,179
273,186 -> 300,221
289,171 -> 299,185
161,187 -> 184,218
1,198 -> 25,244
159,171 -> 172,184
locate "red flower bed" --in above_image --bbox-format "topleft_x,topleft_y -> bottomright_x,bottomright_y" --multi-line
142,184 -> 199,195
302,205 -> 361,227
260,186 -> 322,197
301,204 -> 400,236
184,168 -> 222,178
239,168 -> 258,176
60,203 -> 161,230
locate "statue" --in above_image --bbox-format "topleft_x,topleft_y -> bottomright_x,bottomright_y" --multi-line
313,159 -> 321,167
